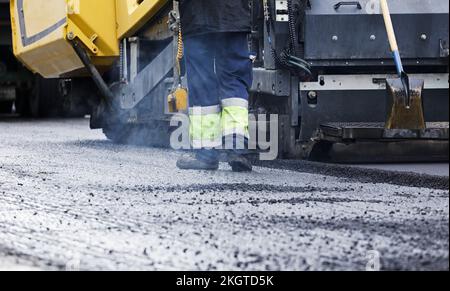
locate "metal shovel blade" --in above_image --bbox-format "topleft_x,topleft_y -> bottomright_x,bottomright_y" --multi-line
400,71 -> 411,107
385,77 -> 426,130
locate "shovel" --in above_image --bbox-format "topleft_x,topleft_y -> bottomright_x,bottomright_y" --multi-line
380,0 -> 426,130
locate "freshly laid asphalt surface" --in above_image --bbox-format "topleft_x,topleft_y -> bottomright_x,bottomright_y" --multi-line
0,118 -> 448,271
353,164 -> 449,177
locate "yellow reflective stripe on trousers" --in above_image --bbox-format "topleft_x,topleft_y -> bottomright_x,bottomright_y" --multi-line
189,108 -> 222,149
222,105 -> 249,138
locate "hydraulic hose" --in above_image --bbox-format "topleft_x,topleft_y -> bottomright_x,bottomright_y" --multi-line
265,0 -> 311,77
287,0 -> 301,57
288,54 -> 310,68
71,40 -> 114,109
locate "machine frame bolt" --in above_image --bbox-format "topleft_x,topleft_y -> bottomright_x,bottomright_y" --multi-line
308,91 -> 317,100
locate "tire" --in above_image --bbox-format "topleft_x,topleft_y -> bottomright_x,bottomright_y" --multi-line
0,101 -> 13,114
15,87 -> 32,117
22,76 -> 89,118
103,124 -> 131,144
28,76 -> 61,118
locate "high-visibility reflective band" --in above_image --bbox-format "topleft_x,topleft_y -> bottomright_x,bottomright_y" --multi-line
222,105 -> 249,139
191,139 -> 222,149
221,98 -> 249,109
189,105 -> 221,116
189,110 -> 222,149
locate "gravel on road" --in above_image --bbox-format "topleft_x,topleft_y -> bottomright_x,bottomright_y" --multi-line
0,118 -> 448,271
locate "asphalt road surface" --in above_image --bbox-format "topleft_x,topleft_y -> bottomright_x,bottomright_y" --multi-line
0,118 -> 448,271
353,164 -> 449,177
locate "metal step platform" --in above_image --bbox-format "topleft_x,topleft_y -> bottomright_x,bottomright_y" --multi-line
310,122 -> 449,163
320,122 -> 449,141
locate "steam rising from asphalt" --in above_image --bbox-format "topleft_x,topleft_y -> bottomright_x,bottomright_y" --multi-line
105,113 -> 279,161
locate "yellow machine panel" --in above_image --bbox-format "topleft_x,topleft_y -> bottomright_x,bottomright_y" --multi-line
116,0 -> 168,39
10,0 -> 119,78
10,0 -> 168,78
10,0 -> 77,77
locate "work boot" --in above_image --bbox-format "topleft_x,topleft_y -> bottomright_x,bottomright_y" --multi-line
227,151 -> 253,172
176,151 -> 219,171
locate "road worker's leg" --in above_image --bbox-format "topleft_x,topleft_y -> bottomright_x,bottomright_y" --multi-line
177,34 -> 220,170
215,32 -> 253,171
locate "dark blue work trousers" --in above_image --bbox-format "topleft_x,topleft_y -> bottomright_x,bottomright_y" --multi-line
183,32 -> 253,108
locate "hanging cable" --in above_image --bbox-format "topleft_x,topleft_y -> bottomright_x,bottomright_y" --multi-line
175,20 -> 184,82
287,0 -> 300,57
263,0 -> 312,77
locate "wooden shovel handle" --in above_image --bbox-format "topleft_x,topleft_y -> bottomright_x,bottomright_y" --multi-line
380,0 -> 399,52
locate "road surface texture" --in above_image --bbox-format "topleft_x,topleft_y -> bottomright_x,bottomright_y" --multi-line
352,164 -> 449,177
0,118 -> 448,271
